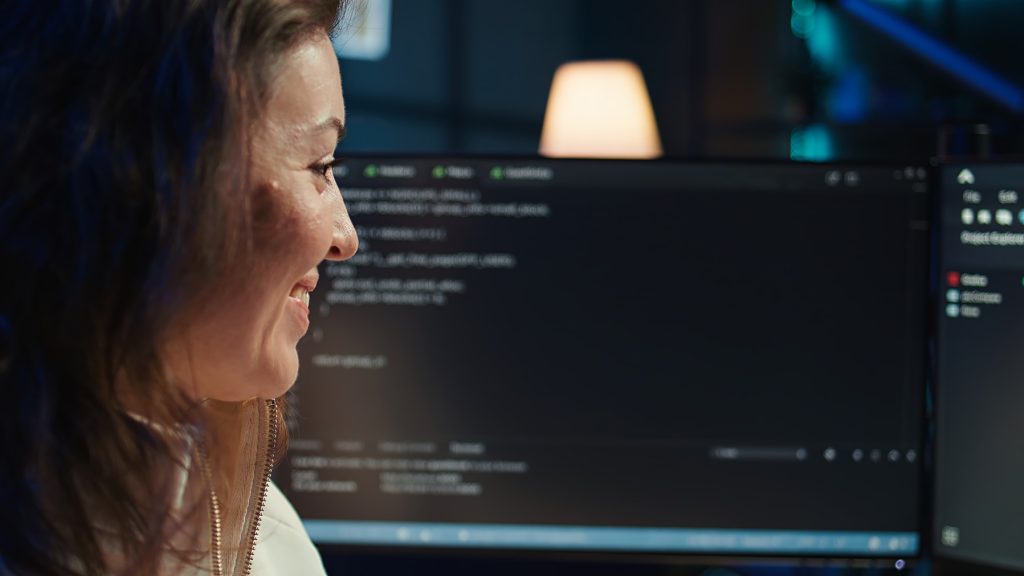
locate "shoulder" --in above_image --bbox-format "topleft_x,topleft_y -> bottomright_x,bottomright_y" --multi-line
250,480 -> 327,576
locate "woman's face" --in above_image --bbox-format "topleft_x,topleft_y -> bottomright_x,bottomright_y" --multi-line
168,32 -> 357,401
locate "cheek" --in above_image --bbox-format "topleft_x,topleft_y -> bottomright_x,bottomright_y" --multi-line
170,290 -> 281,401
264,188 -> 336,265
195,190 -> 333,400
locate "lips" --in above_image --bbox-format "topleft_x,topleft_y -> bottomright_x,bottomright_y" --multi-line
288,284 -> 311,306
289,271 -> 319,306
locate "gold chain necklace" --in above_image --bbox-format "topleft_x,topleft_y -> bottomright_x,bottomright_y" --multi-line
196,398 -> 277,576
196,439 -> 225,576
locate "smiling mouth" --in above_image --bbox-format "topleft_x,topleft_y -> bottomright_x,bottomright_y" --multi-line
289,285 -> 311,307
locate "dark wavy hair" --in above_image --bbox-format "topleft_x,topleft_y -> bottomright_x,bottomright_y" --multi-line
0,0 -> 343,573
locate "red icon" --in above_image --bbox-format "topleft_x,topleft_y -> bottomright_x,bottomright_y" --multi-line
947,271 -> 960,287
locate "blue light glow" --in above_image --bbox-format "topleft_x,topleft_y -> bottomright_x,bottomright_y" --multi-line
790,124 -> 834,161
792,0 -> 816,17
838,0 -> 1024,112
806,5 -> 841,70
828,68 -> 869,122
791,12 -> 815,39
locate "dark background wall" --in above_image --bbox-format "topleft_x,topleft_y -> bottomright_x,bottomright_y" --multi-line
338,0 -> 1024,161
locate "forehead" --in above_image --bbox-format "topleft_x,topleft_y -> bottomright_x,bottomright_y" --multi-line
263,33 -> 346,135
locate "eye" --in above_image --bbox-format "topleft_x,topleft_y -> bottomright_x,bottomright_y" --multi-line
310,156 -> 345,183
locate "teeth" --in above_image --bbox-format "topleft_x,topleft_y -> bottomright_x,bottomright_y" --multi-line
289,285 -> 311,306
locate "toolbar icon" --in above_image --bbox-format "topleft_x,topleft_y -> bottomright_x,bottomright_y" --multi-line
947,271 -> 960,287
997,209 -> 1013,226
961,208 -> 974,225
825,170 -> 842,186
978,209 -> 992,225
941,526 -> 960,547
957,169 -> 975,185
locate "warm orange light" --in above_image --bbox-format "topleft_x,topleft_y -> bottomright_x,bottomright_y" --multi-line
540,60 -> 662,159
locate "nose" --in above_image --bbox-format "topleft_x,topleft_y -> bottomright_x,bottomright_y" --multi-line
325,193 -> 358,261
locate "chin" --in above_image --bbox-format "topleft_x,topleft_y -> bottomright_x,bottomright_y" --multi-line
234,346 -> 300,401
260,355 -> 300,399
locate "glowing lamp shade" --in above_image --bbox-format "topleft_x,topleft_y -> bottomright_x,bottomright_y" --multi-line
540,60 -> 662,159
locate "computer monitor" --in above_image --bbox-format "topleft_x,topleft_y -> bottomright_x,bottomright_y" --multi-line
933,162 -> 1024,574
276,156 -> 929,561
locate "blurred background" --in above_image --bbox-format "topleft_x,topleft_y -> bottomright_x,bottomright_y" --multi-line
316,2 -> 1024,575
333,0 -> 1024,162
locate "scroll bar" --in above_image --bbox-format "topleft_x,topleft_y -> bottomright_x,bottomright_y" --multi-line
710,446 -> 809,462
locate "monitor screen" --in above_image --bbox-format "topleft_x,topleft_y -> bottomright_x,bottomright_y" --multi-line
276,157 -> 929,559
933,163 -> 1024,573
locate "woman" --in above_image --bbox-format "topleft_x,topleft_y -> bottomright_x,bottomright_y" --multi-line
0,0 -> 356,574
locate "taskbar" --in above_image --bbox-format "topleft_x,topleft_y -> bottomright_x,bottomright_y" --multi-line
305,520 -> 918,556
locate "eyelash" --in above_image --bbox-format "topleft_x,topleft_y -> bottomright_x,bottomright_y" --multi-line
311,157 -> 345,182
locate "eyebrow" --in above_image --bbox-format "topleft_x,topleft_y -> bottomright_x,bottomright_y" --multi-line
311,116 -> 347,143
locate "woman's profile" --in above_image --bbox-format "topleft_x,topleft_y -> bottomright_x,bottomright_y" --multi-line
0,1 -> 356,574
